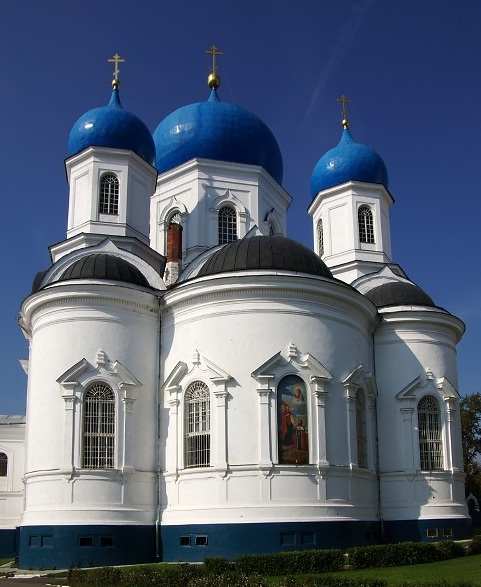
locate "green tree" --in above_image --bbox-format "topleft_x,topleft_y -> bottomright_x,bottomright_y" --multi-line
460,392 -> 481,497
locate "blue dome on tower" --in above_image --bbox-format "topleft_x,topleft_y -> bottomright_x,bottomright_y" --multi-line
153,88 -> 283,184
67,87 -> 155,165
310,127 -> 388,196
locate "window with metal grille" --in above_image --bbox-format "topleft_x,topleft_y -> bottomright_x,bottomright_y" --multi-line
358,205 -> 374,243
184,381 -> 210,468
218,206 -> 237,244
99,173 -> 119,215
168,210 -> 181,225
82,383 -> 115,469
0,452 -> 7,476
356,389 -> 368,468
317,219 -> 324,257
418,395 -> 443,471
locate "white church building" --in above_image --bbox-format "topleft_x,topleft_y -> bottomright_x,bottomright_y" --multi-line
0,56 -> 470,569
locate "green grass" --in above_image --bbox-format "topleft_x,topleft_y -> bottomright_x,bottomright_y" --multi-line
267,554 -> 481,586
0,559 -> 14,567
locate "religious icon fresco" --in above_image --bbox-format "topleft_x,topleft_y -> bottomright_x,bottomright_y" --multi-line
277,375 -> 309,464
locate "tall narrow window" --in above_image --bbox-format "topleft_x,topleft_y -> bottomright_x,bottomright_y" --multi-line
277,375 -> 309,465
317,219 -> 324,257
185,382 -> 210,468
358,205 -> 374,243
418,395 -> 443,471
99,173 -> 119,215
82,383 -> 115,469
218,206 -> 237,244
0,453 -> 7,477
356,389 -> 368,468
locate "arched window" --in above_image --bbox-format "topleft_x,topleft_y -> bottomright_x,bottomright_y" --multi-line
185,381 -> 210,468
356,389 -> 367,468
218,206 -> 237,245
418,395 -> 443,471
358,205 -> 374,244
82,383 -> 115,469
317,219 -> 324,257
0,453 -> 7,477
277,375 -> 308,465
168,209 -> 181,226
99,173 -> 119,215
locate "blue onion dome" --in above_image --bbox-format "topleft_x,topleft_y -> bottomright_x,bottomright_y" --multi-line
67,86 -> 155,165
153,77 -> 283,183
310,125 -> 388,197
179,234 -> 333,282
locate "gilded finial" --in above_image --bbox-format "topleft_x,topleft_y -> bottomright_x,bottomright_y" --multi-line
108,53 -> 125,89
205,44 -> 223,90
337,94 -> 351,129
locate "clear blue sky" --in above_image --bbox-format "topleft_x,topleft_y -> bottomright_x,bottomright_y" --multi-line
0,1 -> 479,414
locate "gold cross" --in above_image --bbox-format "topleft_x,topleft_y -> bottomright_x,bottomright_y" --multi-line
205,45 -> 223,74
108,53 -> 125,88
337,94 -> 351,128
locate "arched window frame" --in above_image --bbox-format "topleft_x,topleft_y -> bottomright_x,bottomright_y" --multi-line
184,381 -> 211,468
167,209 -> 182,226
417,394 -> 444,472
358,205 -> 375,244
317,218 -> 324,257
82,382 -> 116,470
99,173 -> 120,216
218,205 -> 238,245
356,389 -> 368,468
0,452 -> 7,477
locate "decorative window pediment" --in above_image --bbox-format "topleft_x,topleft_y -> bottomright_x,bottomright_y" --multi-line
395,368 -> 459,404
57,350 -> 142,399
342,364 -> 376,399
163,351 -> 232,399
252,342 -> 332,388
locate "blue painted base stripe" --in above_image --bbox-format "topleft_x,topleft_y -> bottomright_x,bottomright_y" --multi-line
18,525 -> 156,570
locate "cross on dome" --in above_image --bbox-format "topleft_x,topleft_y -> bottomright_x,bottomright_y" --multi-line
108,53 -> 125,89
205,44 -> 223,89
337,94 -> 351,129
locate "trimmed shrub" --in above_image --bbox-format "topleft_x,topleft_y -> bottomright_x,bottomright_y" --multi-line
235,549 -> 344,576
68,563 -> 204,587
204,557 -> 235,574
467,535 -> 481,556
346,541 -> 464,569
278,577 -> 388,587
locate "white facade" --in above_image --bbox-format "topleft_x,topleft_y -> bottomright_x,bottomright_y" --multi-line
0,80 -> 470,568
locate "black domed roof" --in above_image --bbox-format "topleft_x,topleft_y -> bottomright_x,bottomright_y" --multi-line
364,281 -> 435,308
187,235 -> 333,280
59,254 -> 150,287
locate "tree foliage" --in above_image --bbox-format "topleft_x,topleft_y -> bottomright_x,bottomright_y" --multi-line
460,392 -> 481,496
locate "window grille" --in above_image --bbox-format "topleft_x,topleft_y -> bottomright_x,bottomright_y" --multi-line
99,173 -> 119,215
358,205 -> 374,243
356,389 -> 368,468
82,383 -> 115,469
317,219 -> 324,257
218,206 -> 237,244
168,210 -> 181,225
418,395 -> 443,471
0,452 -> 7,476
185,381 -> 210,468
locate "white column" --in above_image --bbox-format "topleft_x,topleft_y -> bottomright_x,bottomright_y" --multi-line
213,389 -> 228,470
344,385 -> 358,468
257,388 -> 273,468
401,407 -> 415,473
61,388 -> 77,472
121,392 -> 136,472
312,378 -> 329,466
